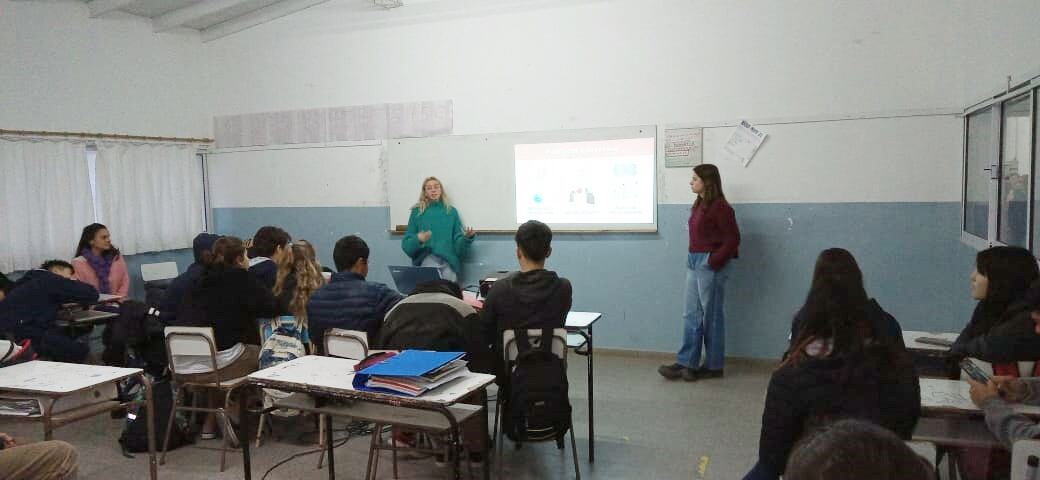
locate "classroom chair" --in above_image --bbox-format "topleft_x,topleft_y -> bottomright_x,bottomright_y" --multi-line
494,328 -> 580,480
161,326 -> 248,472
140,262 -> 178,282
324,328 -> 369,359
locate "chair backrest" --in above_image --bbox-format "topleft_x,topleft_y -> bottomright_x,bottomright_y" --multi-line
503,328 -> 567,363
164,326 -> 219,375
1011,439 -> 1040,480
141,262 -> 179,282
325,328 -> 369,360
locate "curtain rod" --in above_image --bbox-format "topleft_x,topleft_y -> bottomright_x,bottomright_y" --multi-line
0,129 -> 213,144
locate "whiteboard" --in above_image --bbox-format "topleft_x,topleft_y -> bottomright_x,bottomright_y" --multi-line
388,125 -> 657,232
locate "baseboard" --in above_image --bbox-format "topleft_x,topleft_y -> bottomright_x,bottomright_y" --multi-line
595,347 -> 779,366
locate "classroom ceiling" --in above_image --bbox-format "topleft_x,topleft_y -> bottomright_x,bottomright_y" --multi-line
49,0 -> 418,42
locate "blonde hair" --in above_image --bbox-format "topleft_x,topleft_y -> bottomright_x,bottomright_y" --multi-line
415,176 -> 453,215
273,244 -> 325,324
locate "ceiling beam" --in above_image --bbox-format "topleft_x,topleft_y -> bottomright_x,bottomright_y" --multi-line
201,0 -> 332,42
152,0 -> 253,33
87,0 -> 137,18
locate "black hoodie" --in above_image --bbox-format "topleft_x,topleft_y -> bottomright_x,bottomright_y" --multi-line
479,269 -> 572,376
158,233 -> 220,325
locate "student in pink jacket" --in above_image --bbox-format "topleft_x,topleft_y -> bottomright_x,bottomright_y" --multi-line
71,223 -> 129,298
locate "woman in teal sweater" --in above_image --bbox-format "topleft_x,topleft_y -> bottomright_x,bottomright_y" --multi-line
401,177 -> 475,283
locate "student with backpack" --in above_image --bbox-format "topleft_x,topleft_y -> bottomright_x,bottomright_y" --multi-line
479,220 -> 573,445
479,220 -> 572,379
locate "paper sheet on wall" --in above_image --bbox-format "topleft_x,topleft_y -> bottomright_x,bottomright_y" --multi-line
722,120 -> 767,167
664,127 -> 703,168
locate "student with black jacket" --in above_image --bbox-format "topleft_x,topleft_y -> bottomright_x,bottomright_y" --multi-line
175,236 -> 279,440
789,249 -> 904,349
0,260 -> 99,363
743,249 -> 920,480
479,220 -> 572,380
157,233 -> 220,325
950,247 -> 1040,370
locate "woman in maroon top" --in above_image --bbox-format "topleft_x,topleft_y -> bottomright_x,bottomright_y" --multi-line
659,164 -> 741,381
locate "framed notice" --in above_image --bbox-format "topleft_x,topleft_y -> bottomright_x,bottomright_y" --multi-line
664,127 -> 703,168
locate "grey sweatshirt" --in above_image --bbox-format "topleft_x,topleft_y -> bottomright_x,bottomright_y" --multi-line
981,377 -> 1040,447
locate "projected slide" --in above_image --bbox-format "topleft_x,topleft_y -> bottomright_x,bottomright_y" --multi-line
515,137 -> 655,225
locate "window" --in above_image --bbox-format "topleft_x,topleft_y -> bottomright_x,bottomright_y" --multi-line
963,107 -> 995,240
961,73 -> 1040,250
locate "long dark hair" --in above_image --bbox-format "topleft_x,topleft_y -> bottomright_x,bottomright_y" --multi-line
692,164 -> 726,208
969,246 -> 1039,335
784,249 -> 893,376
74,223 -> 120,259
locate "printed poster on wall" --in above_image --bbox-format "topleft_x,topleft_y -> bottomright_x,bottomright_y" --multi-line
663,127 -> 703,168
722,120 -> 767,167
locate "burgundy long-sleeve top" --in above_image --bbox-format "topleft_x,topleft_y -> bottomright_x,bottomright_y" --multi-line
688,199 -> 741,271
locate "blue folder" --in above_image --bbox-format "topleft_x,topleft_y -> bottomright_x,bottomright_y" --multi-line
352,350 -> 465,393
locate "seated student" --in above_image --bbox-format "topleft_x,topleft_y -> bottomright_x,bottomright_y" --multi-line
158,233 -> 220,325
479,220 -> 572,377
968,302 -> 1040,446
0,260 -> 99,363
789,249 -> 904,348
953,281 -> 1040,369
175,236 -> 279,440
294,239 -> 334,274
378,279 -> 491,459
379,279 -> 491,372
270,243 -> 325,344
0,432 -> 79,480
306,235 -> 404,347
744,273 -> 920,480
784,419 -> 934,480
951,246 -> 1039,373
70,223 -> 130,299
246,226 -> 291,289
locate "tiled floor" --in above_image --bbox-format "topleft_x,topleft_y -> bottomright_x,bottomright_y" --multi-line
1,354 -> 775,479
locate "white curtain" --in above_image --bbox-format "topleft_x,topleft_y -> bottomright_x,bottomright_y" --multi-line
94,142 -> 204,255
0,139 -> 96,272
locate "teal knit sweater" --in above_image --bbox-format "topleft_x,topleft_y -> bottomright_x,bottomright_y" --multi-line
401,201 -> 474,274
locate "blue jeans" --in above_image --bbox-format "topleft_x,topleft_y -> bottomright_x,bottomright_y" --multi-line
676,252 -> 730,370
420,254 -> 457,283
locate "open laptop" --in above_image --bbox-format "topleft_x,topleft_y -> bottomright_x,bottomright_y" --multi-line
387,265 -> 442,295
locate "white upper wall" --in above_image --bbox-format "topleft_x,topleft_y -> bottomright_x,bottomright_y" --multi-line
0,1 -> 208,137
957,0 -> 1040,106
202,0 -> 966,133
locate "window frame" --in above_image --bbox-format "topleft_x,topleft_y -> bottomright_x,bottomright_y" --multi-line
961,73 -> 1040,251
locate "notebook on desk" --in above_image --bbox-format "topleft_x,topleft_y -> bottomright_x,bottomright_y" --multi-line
388,266 -> 442,295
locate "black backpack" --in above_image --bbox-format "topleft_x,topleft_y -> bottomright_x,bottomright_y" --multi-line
119,379 -> 191,453
507,329 -> 571,443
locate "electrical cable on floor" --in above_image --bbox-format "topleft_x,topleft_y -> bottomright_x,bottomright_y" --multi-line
259,420 -> 374,480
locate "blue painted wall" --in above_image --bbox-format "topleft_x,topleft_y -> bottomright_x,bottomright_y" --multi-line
121,249 -> 195,300
212,203 -> 976,359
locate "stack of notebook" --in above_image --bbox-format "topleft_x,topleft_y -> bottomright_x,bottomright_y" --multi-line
353,350 -> 468,397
